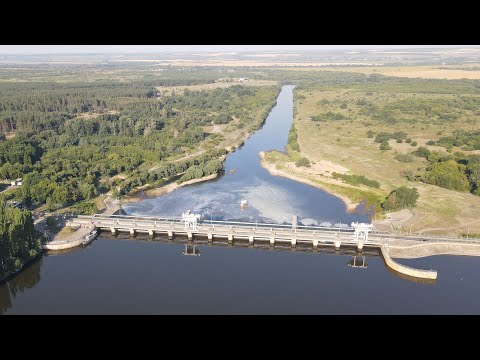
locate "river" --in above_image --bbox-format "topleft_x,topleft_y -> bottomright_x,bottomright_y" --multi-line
1,85 -> 480,314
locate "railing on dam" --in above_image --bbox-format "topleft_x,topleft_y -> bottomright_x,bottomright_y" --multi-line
87,214 -> 356,233
70,214 -> 480,246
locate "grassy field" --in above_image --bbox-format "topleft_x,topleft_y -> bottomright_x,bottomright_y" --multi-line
264,75 -> 480,235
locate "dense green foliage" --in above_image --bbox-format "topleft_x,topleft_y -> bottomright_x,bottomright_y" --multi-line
405,150 -> 480,195
295,157 -> 311,167
412,147 -> 431,158
311,111 -> 347,122
0,196 -> 40,278
0,78 -> 278,210
422,160 -> 470,191
331,172 -> 380,189
287,125 -> 300,152
364,97 -> 479,124
382,186 -> 419,211
117,148 -> 228,196
374,131 -> 408,144
436,130 -> 480,150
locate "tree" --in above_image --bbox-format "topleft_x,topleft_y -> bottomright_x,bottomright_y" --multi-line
382,187 -> 419,211
0,195 -> 39,277
422,160 -> 470,191
413,147 -> 430,158
295,157 -> 311,167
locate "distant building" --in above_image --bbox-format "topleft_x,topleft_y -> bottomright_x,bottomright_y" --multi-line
11,178 -> 22,187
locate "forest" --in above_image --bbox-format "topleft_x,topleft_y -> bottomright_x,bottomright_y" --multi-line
0,68 -> 279,212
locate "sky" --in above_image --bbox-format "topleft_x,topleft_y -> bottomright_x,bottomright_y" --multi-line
0,45 -> 478,55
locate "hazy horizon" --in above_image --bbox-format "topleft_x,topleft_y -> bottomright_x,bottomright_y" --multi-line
0,45 -> 478,55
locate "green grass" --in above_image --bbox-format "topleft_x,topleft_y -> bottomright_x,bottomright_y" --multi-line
311,179 -> 384,212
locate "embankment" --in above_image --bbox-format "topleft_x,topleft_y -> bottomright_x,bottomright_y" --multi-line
259,151 -> 359,212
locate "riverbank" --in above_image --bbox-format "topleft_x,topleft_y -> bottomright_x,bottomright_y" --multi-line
123,89 -> 280,206
259,151 -> 360,212
124,173 -> 219,204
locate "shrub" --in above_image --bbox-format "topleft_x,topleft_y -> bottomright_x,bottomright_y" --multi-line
375,132 -> 392,143
366,130 -> 375,138
405,138 -> 412,143
394,153 -> 414,162
332,172 -> 380,188
295,157 -> 311,167
311,111 -> 347,122
382,186 -> 419,211
413,147 -> 430,158
380,141 -> 391,150
410,141 -> 418,147
426,140 -> 436,145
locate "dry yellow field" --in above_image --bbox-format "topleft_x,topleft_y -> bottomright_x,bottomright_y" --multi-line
276,65 -> 480,80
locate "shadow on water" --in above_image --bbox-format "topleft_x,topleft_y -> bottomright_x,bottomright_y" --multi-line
0,257 -> 43,315
381,256 -> 437,285
102,231 -> 439,285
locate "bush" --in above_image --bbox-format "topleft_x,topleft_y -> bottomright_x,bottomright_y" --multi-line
410,141 -> 418,146
382,186 -> 419,211
74,201 -> 99,215
332,172 -> 380,188
380,141 -> 391,150
288,126 -> 300,151
366,130 -> 375,138
426,140 -> 436,145
394,153 -> 414,162
295,157 -> 311,167
311,111 -> 347,122
405,138 -> 412,143
413,147 -> 431,158
375,132 -> 392,143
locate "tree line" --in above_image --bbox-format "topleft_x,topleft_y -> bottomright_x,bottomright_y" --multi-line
0,196 -> 41,279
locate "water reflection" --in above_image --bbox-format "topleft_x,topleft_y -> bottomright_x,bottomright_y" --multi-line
0,258 -> 42,315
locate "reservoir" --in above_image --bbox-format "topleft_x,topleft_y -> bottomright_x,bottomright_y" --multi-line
1,85 -> 480,314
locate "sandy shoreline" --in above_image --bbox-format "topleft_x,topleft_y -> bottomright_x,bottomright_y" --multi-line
259,151 -> 359,212
123,173 -> 219,204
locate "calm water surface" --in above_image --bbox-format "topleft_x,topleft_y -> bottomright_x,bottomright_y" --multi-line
2,85 -> 480,314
